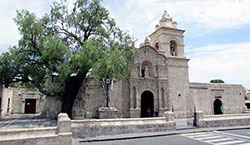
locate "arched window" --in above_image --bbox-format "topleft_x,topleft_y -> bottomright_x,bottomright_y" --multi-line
155,42 -> 160,50
214,99 -> 223,115
170,40 -> 177,56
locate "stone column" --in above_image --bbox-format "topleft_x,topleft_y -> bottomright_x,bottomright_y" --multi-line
134,87 -> 137,109
137,64 -> 141,77
129,87 -> 140,118
136,89 -> 140,109
158,88 -> 162,109
130,87 -> 133,109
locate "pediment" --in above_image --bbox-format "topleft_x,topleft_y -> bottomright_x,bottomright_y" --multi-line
134,45 -> 167,64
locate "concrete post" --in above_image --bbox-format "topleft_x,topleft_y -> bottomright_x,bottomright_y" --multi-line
57,113 -> 71,134
57,113 -> 72,145
195,111 -> 204,121
164,111 -> 174,122
243,106 -> 248,113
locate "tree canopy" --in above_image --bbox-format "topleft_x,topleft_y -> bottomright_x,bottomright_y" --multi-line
0,0 -> 136,118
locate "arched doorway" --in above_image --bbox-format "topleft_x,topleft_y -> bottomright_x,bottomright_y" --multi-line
141,91 -> 154,117
214,99 -> 223,115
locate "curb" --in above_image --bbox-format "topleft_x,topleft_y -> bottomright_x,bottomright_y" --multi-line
79,126 -> 250,143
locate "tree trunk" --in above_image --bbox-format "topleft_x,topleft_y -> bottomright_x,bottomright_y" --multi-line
61,73 -> 87,119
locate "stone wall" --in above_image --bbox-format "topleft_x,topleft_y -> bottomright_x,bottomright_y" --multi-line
0,88 -> 12,117
167,57 -> 189,118
71,112 -> 175,138
0,113 -> 72,145
72,79 -> 125,119
195,111 -> 250,128
189,83 -> 245,116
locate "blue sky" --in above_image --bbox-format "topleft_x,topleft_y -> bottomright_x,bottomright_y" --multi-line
0,0 -> 250,88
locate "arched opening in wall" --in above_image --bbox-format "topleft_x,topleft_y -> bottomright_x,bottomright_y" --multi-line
155,42 -> 159,50
141,61 -> 154,78
141,91 -> 154,117
213,99 -> 223,115
170,40 -> 177,56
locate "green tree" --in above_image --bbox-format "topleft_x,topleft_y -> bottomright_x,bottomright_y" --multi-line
0,0 -> 135,118
210,79 -> 225,83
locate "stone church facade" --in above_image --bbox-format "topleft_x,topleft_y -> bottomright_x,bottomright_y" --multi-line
72,11 -> 245,119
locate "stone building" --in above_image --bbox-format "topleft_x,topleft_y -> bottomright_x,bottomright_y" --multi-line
0,87 -> 46,117
72,11 -> 245,119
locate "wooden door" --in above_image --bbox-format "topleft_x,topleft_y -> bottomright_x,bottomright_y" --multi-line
25,99 -> 36,114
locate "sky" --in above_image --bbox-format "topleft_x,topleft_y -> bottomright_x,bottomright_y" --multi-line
0,0 -> 250,88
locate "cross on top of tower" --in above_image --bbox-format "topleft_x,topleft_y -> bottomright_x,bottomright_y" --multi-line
161,10 -> 172,21
156,10 -> 177,29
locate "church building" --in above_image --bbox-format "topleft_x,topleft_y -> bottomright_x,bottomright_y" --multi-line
72,11 -> 245,119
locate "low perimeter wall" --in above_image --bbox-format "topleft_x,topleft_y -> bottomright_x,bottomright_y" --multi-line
195,111 -> 250,128
72,111 -> 176,138
0,111 -> 176,144
0,113 -> 72,145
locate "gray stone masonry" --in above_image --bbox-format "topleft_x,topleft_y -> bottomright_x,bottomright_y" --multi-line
194,111 -> 250,128
71,117 -> 176,138
164,111 -> 174,121
57,113 -> 72,134
98,106 -> 119,119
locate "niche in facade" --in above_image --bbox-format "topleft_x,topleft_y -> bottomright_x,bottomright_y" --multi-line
155,42 -> 160,50
141,61 -> 154,78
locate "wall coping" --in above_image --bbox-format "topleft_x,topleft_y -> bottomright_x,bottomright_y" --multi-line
202,115 -> 250,121
0,126 -> 57,132
189,82 -> 243,88
72,117 -> 166,123
204,113 -> 250,118
0,133 -> 58,141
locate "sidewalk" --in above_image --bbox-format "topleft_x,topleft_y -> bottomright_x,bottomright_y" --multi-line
75,125 -> 250,143
0,114 -> 56,129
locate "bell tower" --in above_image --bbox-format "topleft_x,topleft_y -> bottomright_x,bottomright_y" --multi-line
148,10 -> 190,118
149,10 -> 186,58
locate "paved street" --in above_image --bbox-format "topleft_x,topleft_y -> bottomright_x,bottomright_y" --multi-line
74,129 -> 250,145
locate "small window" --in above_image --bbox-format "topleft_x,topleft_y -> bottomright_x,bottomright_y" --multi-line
170,40 -> 177,56
155,42 -> 159,50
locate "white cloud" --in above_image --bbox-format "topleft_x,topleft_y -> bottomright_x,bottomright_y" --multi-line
0,0 -> 249,89
105,0 -> 250,44
188,42 -> 250,88
0,0 -> 52,53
